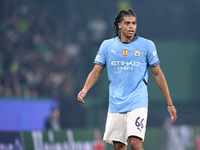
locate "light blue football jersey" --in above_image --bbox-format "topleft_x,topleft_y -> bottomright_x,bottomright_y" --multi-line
94,35 -> 160,113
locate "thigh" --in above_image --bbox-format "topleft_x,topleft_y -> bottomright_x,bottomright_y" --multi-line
126,107 -> 148,142
103,112 -> 127,145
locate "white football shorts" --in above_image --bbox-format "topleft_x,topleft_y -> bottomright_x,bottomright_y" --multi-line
103,107 -> 148,145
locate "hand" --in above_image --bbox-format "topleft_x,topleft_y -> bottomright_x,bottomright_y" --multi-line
167,105 -> 177,123
77,89 -> 87,103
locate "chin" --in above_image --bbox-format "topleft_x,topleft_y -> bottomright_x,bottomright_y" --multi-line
127,35 -> 134,38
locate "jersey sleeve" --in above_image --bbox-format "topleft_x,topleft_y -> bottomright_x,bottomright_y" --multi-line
147,40 -> 160,67
94,40 -> 107,67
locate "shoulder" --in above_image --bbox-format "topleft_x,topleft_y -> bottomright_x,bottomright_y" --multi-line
137,36 -> 155,45
102,37 -> 117,45
136,36 -> 156,51
99,38 -> 117,51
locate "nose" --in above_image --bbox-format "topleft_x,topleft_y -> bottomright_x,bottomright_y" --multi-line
129,24 -> 134,29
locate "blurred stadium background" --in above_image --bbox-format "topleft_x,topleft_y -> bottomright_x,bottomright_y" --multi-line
0,0 -> 200,149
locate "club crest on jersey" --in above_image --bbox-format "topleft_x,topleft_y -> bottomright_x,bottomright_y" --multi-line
134,49 -> 141,57
122,49 -> 128,57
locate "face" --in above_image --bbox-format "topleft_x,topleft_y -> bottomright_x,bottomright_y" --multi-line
118,16 -> 137,42
52,109 -> 60,119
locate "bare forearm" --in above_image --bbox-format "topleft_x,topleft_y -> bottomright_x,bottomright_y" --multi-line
83,70 -> 101,91
151,64 -> 177,122
77,65 -> 103,103
153,72 -> 173,105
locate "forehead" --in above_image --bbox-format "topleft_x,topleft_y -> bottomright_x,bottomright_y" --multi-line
122,16 -> 136,22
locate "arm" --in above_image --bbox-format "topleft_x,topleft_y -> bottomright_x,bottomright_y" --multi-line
77,64 -> 104,103
151,64 -> 177,122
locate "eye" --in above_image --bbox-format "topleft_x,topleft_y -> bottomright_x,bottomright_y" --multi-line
133,22 -> 136,25
125,22 -> 130,25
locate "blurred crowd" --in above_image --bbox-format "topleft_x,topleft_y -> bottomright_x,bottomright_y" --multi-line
1,0 -> 199,101
0,0 -> 108,100
1,0 -> 200,128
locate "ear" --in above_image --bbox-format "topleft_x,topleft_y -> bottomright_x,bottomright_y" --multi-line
118,23 -> 121,29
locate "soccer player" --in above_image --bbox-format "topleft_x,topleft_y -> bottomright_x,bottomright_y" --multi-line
77,8 -> 177,150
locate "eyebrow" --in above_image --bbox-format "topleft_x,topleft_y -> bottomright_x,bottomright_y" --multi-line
124,21 -> 137,23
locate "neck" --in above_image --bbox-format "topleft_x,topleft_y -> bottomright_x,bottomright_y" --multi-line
120,35 -> 135,43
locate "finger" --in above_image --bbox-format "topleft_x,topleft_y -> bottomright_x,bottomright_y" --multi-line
77,89 -> 87,104
77,96 -> 85,103
79,99 -> 85,103
171,116 -> 174,122
168,111 -> 174,122
171,112 -> 177,123
173,112 -> 177,122
77,93 -> 85,103
172,116 -> 176,123
169,112 -> 173,122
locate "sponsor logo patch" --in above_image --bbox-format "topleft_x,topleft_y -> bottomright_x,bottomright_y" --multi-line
153,50 -> 157,56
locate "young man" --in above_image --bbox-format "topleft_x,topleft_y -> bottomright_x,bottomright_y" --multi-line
77,9 -> 177,150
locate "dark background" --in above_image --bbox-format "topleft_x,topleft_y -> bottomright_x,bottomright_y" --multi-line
0,0 -> 200,129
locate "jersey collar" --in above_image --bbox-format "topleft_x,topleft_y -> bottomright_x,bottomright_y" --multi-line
117,34 -> 138,44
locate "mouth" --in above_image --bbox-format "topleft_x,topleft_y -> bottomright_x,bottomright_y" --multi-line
128,30 -> 134,34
